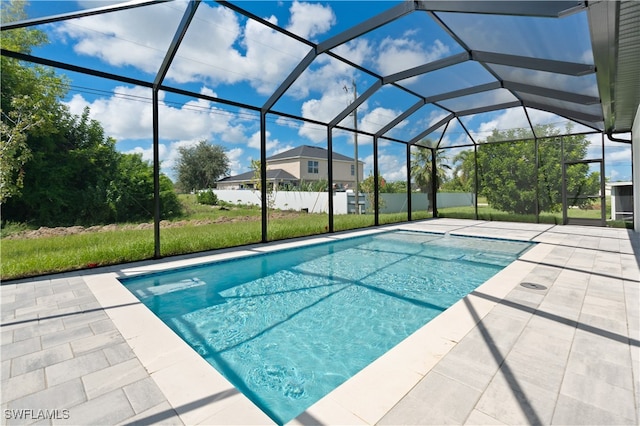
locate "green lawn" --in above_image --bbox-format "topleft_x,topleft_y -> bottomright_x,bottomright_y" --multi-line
438,199 -> 630,228
1,207 -> 428,280
2,194 -> 627,281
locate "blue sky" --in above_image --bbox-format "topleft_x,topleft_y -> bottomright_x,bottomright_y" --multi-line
21,0 -> 632,182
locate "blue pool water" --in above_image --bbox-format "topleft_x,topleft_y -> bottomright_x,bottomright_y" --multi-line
120,230 -> 533,424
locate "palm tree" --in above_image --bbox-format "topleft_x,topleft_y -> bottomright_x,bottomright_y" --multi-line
410,145 -> 451,194
450,149 -> 475,193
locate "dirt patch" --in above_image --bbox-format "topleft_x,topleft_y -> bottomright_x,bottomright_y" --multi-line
4,211 -> 304,240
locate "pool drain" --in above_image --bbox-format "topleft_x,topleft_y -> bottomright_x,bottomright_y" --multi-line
520,282 -> 547,290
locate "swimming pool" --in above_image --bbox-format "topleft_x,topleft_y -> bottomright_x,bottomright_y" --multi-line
120,230 -> 533,424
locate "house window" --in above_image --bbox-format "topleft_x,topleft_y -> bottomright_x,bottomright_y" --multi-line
308,160 -> 319,174
351,164 -> 355,176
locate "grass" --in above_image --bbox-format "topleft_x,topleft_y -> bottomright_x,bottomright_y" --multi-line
1,230 -> 156,279
1,195 -> 628,281
1,208 -> 427,280
438,205 -> 561,224
438,202 -> 630,228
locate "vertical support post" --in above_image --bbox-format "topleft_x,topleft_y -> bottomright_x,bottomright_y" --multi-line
600,133 -> 606,226
352,80 -> 359,214
152,89 -> 161,258
406,143 -> 412,221
373,135 -> 379,226
561,136 -> 567,225
474,144 -> 479,220
327,126 -> 334,232
150,0 -> 200,258
431,148 -> 438,218
535,137 -> 540,222
260,111 -> 268,242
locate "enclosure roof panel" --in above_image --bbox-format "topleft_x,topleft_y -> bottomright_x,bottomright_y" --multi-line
2,0 -> 637,141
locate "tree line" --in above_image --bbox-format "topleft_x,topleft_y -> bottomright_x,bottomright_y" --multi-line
1,1 -> 181,226
364,128 -> 599,218
438,126 -> 600,214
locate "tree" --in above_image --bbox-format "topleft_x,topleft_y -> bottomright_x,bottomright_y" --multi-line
296,179 -> 328,192
410,145 -> 451,202
174,140 -> 230,192
379,180 -> 407,193
1,96 -> 40,202
107,153 -> 182,222
441,149 -> 475,193
477,125 -> 599,214
1,1 -> 182,226
2,106 -> 182,226
1,0 -> 69,203
359,174 -> 387,211
250,159 -> 275,210
3,107 -> 119,225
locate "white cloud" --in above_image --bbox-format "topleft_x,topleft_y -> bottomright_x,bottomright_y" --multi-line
64,85 -> 249,143
247,130 -> 294,156
125,138 -> 247,180
375,38 -> 449,76
125,141 -> 169,168
360,151 -> 406,183
580,48 -> 594,64
418,110 -> 451,137
469,108 -> 567,141
64,84 -> 260,179
202,8 -> 312,94
275,116 -> 301,129
287,1 -> 336,39
440,128 -> 472,148
58,2 -> 443,146
65,86 -> 153,140
362,154 -> 374,180
293,35 -> 450,142
331,38 -> 373,72
248,130 -> 268,150
359,107 -> 401,134
606,148 -> 632,163
58,2 -> 180,74
167,5 -> 245,84
290,54 -> 355,99
162,5 -> 312,94
298,120 -> 327,143
58,1 -> 336,96
226,147 -> 245,176
378,152 -> 407,182
298,85 -> 351,141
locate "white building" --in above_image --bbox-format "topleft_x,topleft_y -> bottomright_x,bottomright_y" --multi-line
216,145 -> 364,190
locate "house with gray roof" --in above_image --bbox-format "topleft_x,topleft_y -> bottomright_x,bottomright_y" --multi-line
216,145 -> 364,190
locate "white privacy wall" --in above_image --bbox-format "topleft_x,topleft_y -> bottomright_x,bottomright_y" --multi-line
213,190 -> 334,213
213,190 -> 474,214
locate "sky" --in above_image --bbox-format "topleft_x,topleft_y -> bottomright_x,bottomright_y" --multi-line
18,0 -> 633,183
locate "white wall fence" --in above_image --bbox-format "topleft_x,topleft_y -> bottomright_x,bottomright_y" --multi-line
213,190 -> 474,214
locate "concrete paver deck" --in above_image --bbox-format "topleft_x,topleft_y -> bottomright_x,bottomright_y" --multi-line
1,219 -> 638,425
1,276 -> 183,425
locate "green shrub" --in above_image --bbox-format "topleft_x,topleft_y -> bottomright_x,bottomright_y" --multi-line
197,190 -> 218,205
